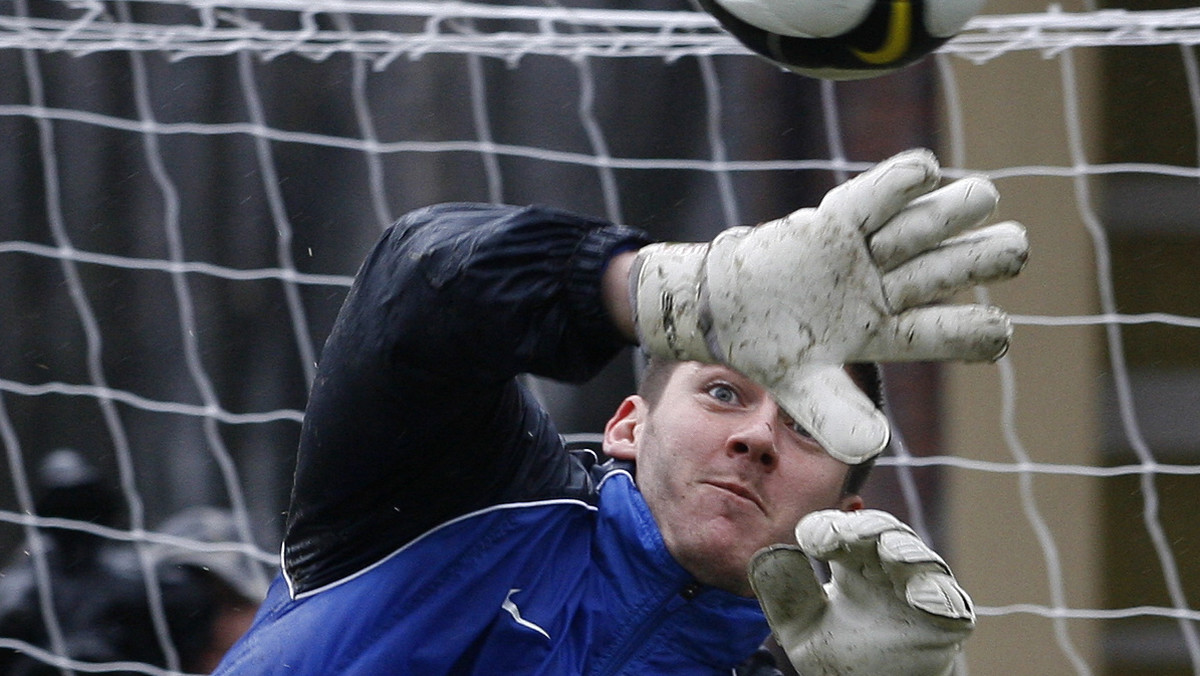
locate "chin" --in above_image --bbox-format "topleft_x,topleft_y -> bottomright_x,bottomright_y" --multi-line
679,536 -> 761,593
696,564 -> 757,598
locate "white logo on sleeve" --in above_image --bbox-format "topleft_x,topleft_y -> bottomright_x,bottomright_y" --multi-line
502,588 -> 551,640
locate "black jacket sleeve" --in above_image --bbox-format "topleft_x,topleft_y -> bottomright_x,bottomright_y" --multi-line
282,203 -> 651,594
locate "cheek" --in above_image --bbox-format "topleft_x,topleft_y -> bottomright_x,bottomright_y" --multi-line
631,428 -> 686,502
639,446 -> 694,505
639,418 -> 706,478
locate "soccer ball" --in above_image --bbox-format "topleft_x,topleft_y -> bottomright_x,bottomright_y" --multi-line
698,0 -> 987,80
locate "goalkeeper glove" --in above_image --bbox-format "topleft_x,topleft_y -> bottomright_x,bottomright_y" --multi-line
633,149 -> 1028,464
749,509 -> 974,676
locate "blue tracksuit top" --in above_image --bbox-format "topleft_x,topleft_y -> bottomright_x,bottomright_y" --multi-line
213,203 -> 773,675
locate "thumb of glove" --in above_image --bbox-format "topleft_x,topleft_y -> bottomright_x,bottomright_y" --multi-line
748,544 -> 827,649
771,363 -> 890,465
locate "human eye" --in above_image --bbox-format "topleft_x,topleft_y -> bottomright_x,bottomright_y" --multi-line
704,382 -> 739,405
781,412 -> 813,439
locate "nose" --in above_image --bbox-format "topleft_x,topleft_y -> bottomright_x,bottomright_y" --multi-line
726,409 -> 778,469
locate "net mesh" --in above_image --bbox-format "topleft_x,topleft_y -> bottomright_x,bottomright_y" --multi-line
1,0 -> 1198,674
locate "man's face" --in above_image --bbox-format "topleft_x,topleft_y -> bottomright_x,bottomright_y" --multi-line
603,362 -> 861,597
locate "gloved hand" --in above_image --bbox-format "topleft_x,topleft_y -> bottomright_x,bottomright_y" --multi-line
633,149 -> 1028,464
749,509 -> 974,676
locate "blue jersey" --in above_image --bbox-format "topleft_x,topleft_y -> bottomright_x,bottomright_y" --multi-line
213,204 -> 775,675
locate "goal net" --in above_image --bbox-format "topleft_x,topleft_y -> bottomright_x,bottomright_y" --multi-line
0,0 -> 1198,674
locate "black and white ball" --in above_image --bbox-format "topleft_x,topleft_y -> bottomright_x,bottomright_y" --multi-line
698,0 -> 987,80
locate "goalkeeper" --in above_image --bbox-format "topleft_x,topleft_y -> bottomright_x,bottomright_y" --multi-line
214,149 -> 1027,676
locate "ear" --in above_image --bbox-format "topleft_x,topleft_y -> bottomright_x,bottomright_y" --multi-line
603,395 -> 646,461
837,493 -> 864,512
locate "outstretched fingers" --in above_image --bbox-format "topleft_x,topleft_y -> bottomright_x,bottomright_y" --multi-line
869,175 -> 1001,272
861,304 -> 1013,363
877,530 -> 975,624
797,510 -> 973,626
881,220 -> 1029,310
795,509 -> 912,562
818,149 -> 941,238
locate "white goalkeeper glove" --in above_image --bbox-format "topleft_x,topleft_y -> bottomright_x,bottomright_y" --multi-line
633,149 -> 1028,464
749,509 -> 974,676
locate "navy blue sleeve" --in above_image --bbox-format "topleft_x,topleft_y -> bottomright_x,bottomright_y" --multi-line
283,203 -> 650,594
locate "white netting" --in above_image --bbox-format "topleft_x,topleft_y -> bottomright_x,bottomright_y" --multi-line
1,2 -> 1199,60
0,0 -> 1198,674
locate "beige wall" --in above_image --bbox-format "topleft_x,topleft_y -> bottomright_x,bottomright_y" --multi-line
940,0 -> 1104,672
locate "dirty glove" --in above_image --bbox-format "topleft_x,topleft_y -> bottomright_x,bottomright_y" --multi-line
749,509 -> 974,676
633,149 -> 1028,463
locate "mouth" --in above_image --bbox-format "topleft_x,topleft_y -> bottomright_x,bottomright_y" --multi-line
703,480 -> 765,514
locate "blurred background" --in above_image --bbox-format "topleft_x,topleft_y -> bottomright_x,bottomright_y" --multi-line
0,0 -> 1198,673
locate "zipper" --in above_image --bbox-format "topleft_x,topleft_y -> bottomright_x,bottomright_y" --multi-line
597,582 -> 703,676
